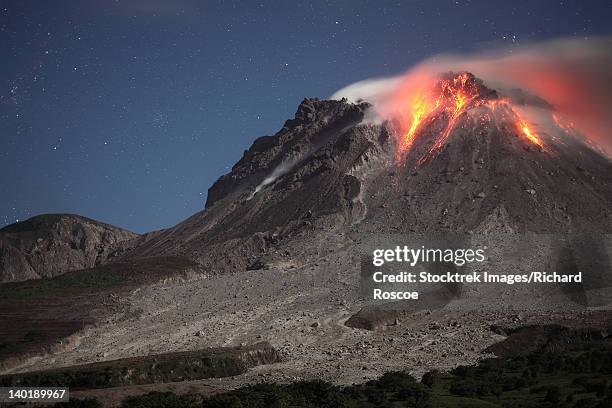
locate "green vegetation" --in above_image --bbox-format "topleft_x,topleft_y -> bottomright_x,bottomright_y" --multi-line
121,392 -> 201,408
76,335 -> 612,408
435,335 -> 612,407
122,374 -> 430,408
1,352 -> 247,390
54,398 -> 103,408
0,256 -> 196,299
0,266 -> 124,298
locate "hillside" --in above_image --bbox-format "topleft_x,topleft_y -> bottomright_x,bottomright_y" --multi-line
0,214 -> 138,282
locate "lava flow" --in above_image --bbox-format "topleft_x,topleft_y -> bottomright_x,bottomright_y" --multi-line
427,73 -> 475,156
396,95 -> 427,163
519,122 -> 543,148
395,72 -> 546,166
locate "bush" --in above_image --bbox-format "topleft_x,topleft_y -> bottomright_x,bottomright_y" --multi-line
421,370 -> 441,387
574,377 -> 608,395
573,397 -> 598,408
121,392 -> 200,408
376,371 -> 418,391
544,386 -> 561,404
55,398 -> 102,408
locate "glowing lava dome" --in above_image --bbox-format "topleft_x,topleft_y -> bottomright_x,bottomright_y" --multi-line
395,72 -> 546,165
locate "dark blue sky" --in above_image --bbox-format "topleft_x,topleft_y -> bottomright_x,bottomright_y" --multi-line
2,0 -> 611,233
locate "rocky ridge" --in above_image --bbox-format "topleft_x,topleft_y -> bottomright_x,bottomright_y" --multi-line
0,214 -> 138,282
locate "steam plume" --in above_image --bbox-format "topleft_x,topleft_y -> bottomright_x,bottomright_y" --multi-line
247,155 -> 300,200
332,37 -> 612,156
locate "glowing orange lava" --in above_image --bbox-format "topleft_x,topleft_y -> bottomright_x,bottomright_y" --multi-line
407,96 -> 427,137
427,74 -> 478,156
394,72 -> 547,167
511,106 -> 545,149
487,99 -> 545,149
396,73 -> 480,164
552,113 -> 575,132
430,92 -> 467,152
519,122 -> 543,147
397,95 -> 428,163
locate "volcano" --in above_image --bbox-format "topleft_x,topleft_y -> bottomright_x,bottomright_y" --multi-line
2,73 -> 611,281
118,72 -> 612,275
2,72 -> 612,386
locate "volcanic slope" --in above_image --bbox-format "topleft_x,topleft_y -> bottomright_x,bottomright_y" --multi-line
366,73 -> 612,235
125,72 -> 612,273
123,97 -> 384,274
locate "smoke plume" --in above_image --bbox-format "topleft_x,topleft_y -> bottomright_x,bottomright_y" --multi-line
332,36 -> 612,156
247,155 -> 301,200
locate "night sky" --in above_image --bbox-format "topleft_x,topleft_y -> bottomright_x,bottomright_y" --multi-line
2,0 -> 611,233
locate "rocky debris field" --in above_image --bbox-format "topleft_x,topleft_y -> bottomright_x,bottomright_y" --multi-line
4,231 -> 608,404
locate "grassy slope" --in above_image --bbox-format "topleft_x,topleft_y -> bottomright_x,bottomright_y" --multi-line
0,256 -> 199,366
1,343 -> 279,390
